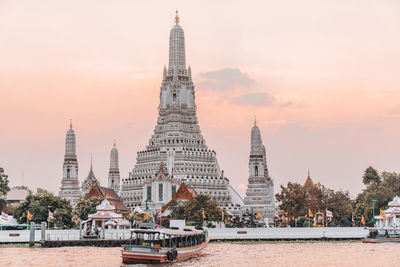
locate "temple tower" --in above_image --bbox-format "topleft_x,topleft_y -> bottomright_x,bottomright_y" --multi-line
243,119 -> 275,224
121,11 -> 243,214
81,156 -> 99,196
59,120 -> 81,206
108,141 -> 121,192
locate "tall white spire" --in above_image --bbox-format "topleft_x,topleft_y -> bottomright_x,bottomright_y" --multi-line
108,140 -> 120,192
168,10 -> 186,72
59,120 -> 81,206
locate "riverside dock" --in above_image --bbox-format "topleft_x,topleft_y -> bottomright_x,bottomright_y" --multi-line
0,225 -> 368,247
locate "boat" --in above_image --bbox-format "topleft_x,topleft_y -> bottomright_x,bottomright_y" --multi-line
121,226 -> 209,264
363,228 -> 400,243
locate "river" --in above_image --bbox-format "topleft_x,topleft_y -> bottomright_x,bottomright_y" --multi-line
1,242 -> 400,266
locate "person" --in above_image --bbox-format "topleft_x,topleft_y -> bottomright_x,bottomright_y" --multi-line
95,226 -> 99,236
91,223 -> 95,235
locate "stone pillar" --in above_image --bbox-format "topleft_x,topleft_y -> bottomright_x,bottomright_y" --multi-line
79,220 -> 83,239
29,222 -> 35,247
40,222 -> 46,241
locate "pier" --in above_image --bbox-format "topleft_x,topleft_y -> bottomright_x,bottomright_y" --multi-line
0,226 -> 368,247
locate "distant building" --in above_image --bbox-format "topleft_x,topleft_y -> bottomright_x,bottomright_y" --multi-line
87,183 -> 128,213
81,159 -> 99,196
161,181 -> 197,214
6,186 -> 31,205
84,199 -> 130,229
59,121 -> 81,206
243,120 -> 275,225
108,141 -> 121,193
374,195 -> 400,228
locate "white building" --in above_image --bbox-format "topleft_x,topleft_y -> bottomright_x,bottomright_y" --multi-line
108,141 -> 121,193
120,11 -> 243,215
59,121 -> 81,206
243,120 -> 275,224
374,195 -> 400,228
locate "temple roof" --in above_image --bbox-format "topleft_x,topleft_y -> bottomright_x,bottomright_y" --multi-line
388,195 -> 400,207
161,181 -> 197,212
303,171 -> 314,189
87,183 -> 128,212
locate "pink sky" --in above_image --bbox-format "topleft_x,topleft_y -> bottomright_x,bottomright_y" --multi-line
1,0 -> 400,197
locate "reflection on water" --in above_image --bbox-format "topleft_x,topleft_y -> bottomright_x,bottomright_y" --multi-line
1,242 -> 400,267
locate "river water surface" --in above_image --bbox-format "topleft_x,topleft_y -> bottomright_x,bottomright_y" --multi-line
1,242 -> 400,267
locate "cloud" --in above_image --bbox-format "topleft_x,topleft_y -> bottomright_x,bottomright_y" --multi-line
198,68 -> 254,91
230,92 -> 275,107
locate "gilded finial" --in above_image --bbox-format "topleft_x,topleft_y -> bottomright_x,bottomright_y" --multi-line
70,119 -> 72,129
254,115 -> 257,126
113,139 -> 116,148
175,9 -> 179,24
308,169 -> 310,178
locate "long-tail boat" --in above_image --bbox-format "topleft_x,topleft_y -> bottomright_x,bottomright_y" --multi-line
121,226 -> 209,264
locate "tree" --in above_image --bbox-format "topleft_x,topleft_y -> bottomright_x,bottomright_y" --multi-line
184,195 -> 224,225
362,166 -> 381,186
14,192 -> 73,228
275,182 -> 307,218
73,197 -> 103,220
276,181 -> 353,226
0,167 -> 10,211
355,169 -> 400,226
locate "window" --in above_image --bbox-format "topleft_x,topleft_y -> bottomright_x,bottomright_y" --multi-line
147,186 -> 152,201
172,185 -> 176,195
159,184 -> 163,201
67,168 -> 70,178
255,165 -> 258,176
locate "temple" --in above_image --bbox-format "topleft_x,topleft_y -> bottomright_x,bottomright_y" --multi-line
59,121 -> 81,206
243,119 -> 275,225
120,11 -> 243,215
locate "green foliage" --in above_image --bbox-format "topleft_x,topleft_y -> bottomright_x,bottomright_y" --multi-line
275,182 -> 307,218
0,167 -> 10,211
168,195 -> 224,226
73,197 -> 103,220
276,181 -> 353,226
355,170 -> 400,226
362,166 -> 381,186
14,192 -> 73,228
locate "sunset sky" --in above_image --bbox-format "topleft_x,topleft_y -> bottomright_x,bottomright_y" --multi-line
1,0 -> 400,198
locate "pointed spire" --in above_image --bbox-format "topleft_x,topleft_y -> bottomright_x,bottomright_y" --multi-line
308,169 -> 310,178
70,119 -> 73,129
188,65 -> 192,81
163,65 -> 167,81
175,9 -> 179,24
90,153 -> 93,172
254,115 -> 257,126
113,139 -> 116,148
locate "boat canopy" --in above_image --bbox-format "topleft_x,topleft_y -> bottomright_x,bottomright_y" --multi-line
133,226 -> 206,237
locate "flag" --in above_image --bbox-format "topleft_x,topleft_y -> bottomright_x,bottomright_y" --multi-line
202,209 -> 206,219
143,210 -> 148,220
156,212 -> 162,219
27,211 -> 33,221
309,209 -> 313,218
256,210 -> 260,220
380,209 -> 386,218
361,215 -> 366,225
326,210 -> 333,218
1,211 -> 9,221
48,210 -> 54,221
